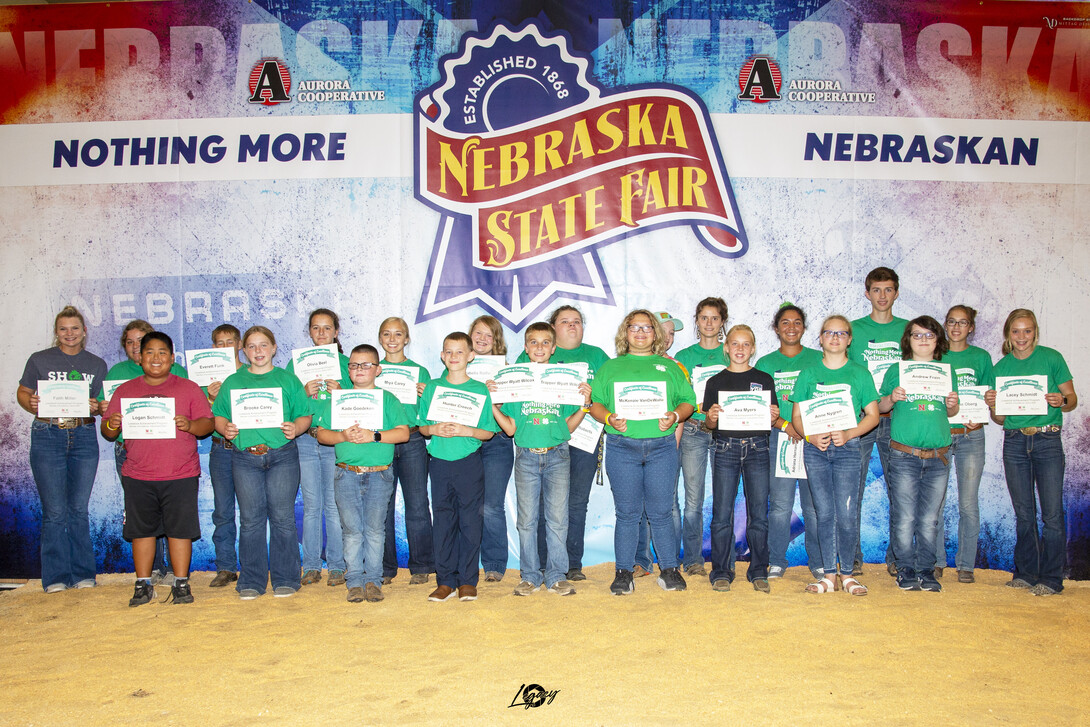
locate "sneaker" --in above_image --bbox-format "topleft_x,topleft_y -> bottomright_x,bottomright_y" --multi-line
918,571 -> 942,592
852,560 -> 864,576
610,569 -> 634,596
752,578 -> 770,594
44,583 -> 67,594
657,567 -> 687,592
1006,577 -> 1033,589
74,579 -> 96,589
809,568 -> 824,581
238,588 -> 261,600
149,569 -> 166,586
1032,583 -> 1060,596
273,586 -> 296,598
327,570 -> 346,587
428,585 -> 456,602
886,562 -> 898,578
209,570 -> 238,588
566,568 -> 586,581
364,582 -> 384,602
897,570 -> 921,591
512,580 -> 540,596
934,567 -> 944,579
168,581 -> 194,604
957,570 -> 975,584
301,569 -> 322,586
346,587 -> 366,603
767,566 -> 785,580
547,580 -> 576,596
632,564 -> 652,578
685,562 -> 707,577
129,581 -> 155,607
712,579 -> 731,592
409,573 -> 430,585
458,585 -> 478,601
484,571 -> 504,582
382,575 -> 395,585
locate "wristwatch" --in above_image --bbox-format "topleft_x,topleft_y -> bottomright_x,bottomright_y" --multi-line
373,430 -> 382,443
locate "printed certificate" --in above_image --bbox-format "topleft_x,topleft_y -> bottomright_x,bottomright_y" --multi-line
376,364 -> 420,405
717,390 -> 771,431
230,388 -> 284,429
425,386 -> 487,427
614,381 -> 668,421
994,375 -> 1048,416
466,354 -> 506,383
121,397 -> 176,440
798,394 -> 858,433
37,379 -> 90,418
490,365 -> 537,404
331,389 -> 383,430
949,385 -> 989,426
184,348 -> 237,387
102,379 -> 128,404
537,362 -> 588,405
774,436 -> 806,479
691,365 -> 726,409
568,415 -> 604,453
899,361 -> 953,397
291,344 -> 341,384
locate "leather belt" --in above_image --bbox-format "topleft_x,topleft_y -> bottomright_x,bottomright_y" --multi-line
1018,425 -> 1061,436
890,439 -> 949,466
244,444 -> 271,455
212,437 -> 234,450
336,462 -> 390,474
950,426 -> 966,434
528,445 -> 558,454
37,417 -> 94,429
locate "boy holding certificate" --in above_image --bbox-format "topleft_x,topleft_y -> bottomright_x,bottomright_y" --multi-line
489,322 -> 591,597
418,332 -> 500,602
101,332 -> 214,607
315,344 -> 411,603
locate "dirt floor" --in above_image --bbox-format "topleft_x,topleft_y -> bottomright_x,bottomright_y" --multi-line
2,564 -> 1088,726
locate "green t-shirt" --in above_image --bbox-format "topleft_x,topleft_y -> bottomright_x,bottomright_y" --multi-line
676,342 -> 727,421
515,342 -> 610,380
880,362 -> 958,448
848,315 -> 908,391
211,366 -> 313,450
755,347 -> 824,413
313,388 -> 409,466
591,354 -> 696,439
944,346 -> 995,390
417,375 -> 500,461
500,400 -> 579,449
285,351 -> 352,401
791,360 -> 879,428
99,359 -> 189,443
380,356 -> 431,423
993,345 -> 1073,429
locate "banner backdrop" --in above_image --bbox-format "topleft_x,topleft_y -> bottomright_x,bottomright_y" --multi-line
2,0 -> 1088,579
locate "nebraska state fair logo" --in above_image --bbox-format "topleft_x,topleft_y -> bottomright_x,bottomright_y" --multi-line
414,21 -> 748,330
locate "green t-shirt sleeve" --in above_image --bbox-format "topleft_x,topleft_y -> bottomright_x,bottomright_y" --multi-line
384,391 -> 410,429
879,364 -> 898,397
856,365 -> 880,408
282,374 -> 313,420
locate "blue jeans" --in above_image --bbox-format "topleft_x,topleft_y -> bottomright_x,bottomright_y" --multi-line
29,420 -> 99,589
936,427 -> 985,571
334,465 -> 395,589
515,444 -> 570,586
430,452 -> 485,589
480,430 -> 514,573
539,440 -> 600,571
232,441 -> 301,595
634,490 -> 682,570
886,446 -> 949,573
605,433 -> 680,572
115,440 -> 170,574
709,436 -> 770,582
383,430 -> 434,577
679,420 -> 713,567
804,438 -> 862,576
209,439 -> 238,572
767,429 -> 821,572
1002,429 -> 1066,592
857,416 -> 893,565
298,433 -> 345,572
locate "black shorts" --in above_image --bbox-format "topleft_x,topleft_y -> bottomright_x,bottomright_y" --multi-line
121,476 -> 201,541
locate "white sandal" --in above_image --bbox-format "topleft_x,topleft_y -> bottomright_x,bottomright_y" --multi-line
806,576 -> 836,594
839,575 -> 868,596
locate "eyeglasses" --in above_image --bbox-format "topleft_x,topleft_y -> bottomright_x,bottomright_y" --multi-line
911,332 -> 937,340
628,325 -> 654,333
821,330 -> 850,339
945,319 -> 971,328
348,362 -> 378,371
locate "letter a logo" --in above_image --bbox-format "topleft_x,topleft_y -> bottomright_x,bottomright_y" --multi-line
738,55 -> 781,103
248,59 -> 292,106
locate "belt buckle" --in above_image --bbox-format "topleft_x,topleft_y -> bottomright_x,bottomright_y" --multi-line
1020,427 -> 1039,436
55,417 -> 81,429
247,444 -> 270,455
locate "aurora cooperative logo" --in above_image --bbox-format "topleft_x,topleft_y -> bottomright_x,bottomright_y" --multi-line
413,21 -> 748,330
248,58 -> 291,106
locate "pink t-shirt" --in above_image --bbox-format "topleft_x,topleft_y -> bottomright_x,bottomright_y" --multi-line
105,374 -> 213,481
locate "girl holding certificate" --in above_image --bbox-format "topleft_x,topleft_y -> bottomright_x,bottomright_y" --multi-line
937,305 -> 994,583
985,309 -> 1077,596
17,306 -> 107,593
790,315 -> 879,596
377,316 -> 435,585
702,325 -> 778,593
469,315 -> 515,582
213,326 -> 313,599
288,309 -> 351,588
589,309 -> 696,595
877,316 -> 960,593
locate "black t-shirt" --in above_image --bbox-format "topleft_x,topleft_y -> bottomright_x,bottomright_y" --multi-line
702,367 -> 775,439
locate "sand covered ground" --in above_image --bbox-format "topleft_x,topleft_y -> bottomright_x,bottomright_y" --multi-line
2,564 -> 1089,726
